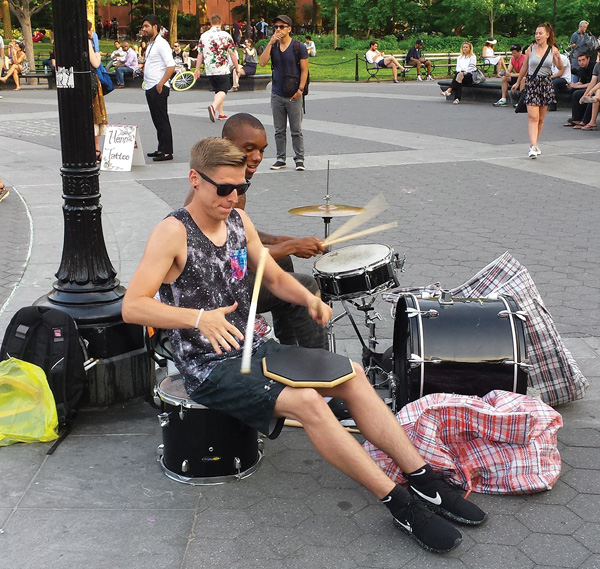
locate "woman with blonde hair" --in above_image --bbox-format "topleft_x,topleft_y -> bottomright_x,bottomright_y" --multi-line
512,22 -> 562,158
441,41 -> 477,104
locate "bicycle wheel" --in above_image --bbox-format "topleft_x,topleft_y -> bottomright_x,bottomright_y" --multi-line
172,70 -> 196,91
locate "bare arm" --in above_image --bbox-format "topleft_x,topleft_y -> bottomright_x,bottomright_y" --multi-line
257,231 -> 324,260
512,48 -> 530,90
122,217 -> 244,354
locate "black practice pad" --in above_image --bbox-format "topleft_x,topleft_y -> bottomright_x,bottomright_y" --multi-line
262,346 -> 356,388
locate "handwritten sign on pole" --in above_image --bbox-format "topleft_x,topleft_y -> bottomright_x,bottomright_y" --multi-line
101,125 -> 145,171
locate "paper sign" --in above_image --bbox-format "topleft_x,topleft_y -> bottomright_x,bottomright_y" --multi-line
56,66 -> 75,88
101,125 -> 145,171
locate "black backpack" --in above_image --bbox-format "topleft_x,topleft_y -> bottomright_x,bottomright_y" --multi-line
1,306 -> 88,427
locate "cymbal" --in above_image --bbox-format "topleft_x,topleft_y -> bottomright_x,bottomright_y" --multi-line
288,204 -> 366,218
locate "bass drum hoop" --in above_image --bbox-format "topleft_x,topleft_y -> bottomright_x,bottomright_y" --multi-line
393,294 -> 527,408
155,374 -> 263,486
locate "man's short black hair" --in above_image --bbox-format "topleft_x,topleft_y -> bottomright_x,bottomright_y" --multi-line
306,36 -> 311,40
142,14 -> 160,29
221,113 -> 265,139
369,40 -> 378,47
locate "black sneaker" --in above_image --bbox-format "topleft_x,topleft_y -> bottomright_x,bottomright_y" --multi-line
408,469 -> 488,526
270,160 -> 287,170
295,161 -> 305,171
393,500 -> 462,553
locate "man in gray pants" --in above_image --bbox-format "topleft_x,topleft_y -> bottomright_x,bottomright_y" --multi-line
258,14 -> 308,171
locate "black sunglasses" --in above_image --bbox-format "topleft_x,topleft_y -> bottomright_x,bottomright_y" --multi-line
197,171 -> 250,196
273,24 -> 288,29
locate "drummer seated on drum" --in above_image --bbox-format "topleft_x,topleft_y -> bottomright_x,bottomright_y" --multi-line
184,112 -> 328,350
123,136 -> 487,555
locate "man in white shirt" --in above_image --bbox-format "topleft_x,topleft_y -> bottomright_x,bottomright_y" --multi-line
195,14 -> 239,122
305,36 -> 316,57
365,41 -> 404,83
141,14 -> 176,162
549,53 -> 571,111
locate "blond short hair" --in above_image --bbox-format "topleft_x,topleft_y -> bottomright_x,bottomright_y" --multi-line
190,137 -> 246,173
210,14 -> 222,25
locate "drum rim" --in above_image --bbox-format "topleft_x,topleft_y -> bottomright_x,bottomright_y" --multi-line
314,243 -> 394,273
156,376 -> 207,409
158,450 -> 263,486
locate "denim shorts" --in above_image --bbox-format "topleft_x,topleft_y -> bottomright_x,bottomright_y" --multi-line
189,340 -> 291,439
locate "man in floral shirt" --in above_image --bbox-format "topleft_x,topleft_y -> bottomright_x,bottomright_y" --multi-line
195,14 -> 240,122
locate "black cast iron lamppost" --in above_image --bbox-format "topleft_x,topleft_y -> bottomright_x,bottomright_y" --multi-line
37,0 -> 152,405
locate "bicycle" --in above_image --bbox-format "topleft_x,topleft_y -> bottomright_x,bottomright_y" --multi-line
171,64 -> 197,91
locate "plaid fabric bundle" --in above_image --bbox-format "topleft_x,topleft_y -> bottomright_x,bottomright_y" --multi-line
449,252 -> 588,406
363,390 -> 563,494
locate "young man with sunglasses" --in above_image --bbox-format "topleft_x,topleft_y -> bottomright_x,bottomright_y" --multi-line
258,15 -> 308,171
123,136 -> 487,556
183,113 -> 327,349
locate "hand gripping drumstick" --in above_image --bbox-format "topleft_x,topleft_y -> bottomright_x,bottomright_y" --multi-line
322,221 -> 398,248
241,247 -> 269,374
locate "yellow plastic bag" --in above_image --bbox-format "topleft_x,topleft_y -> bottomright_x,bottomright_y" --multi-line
0,358 -> 59,446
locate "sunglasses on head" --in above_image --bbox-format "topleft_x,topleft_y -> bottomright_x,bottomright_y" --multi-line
273,24 -> 288,29
197,171 -> 250,196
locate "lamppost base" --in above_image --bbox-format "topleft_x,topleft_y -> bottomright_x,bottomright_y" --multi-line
35,284 -> 154,407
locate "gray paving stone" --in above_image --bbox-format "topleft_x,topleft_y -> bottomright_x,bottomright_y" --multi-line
519,534 -> 592,567
573,523 -> 600,554
462,543 -> 534,569
515,504 -> 583,535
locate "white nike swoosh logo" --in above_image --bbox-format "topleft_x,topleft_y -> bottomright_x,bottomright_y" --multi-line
381,496 -> 392,503
411,468 -> 427,476
396,519 -> 412,532
411,487 -> 442,505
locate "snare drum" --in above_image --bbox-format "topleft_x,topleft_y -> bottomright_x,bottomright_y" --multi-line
154,374 -> 263,485
393,294 -> 528,408
313,244 -> 399,300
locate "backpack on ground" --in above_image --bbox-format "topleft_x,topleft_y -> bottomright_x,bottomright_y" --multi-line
0,306 -> 88,427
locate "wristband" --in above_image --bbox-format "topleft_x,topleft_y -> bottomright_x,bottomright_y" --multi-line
194,309 -> 204,329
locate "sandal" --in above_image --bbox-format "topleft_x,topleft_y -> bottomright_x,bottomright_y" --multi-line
581,124 -> 598,130
452,99 -> 460,104
441,89 -> 451,97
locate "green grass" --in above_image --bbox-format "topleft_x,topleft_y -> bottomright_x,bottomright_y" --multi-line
28,43 -> 450,80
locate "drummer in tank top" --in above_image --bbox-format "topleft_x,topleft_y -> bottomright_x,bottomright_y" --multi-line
123,136 -> 488,556
512,22 -> 562,159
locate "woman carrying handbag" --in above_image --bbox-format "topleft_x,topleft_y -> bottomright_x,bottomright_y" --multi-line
512,22 -> 563,159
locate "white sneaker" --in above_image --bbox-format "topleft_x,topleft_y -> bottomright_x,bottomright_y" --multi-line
426,75 -> 434,81
417,76 -> 423,82
528,146 -> 537,159
534,146 -> 541,156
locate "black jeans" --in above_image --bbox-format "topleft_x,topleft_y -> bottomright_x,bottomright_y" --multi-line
145,85 -> 173,155
450,71 -> 473,101
571,88 -> 590,122
251,256 -> 328,350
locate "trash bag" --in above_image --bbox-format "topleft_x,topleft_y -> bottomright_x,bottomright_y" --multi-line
0,358 -> 59,446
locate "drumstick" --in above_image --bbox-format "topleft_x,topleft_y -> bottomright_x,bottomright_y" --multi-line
284,418 -> 361,434
241,247 -> 269,374
326,194 -> 387,243
322,221 -> 398,247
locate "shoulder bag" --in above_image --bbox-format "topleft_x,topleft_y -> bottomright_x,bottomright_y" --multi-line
515,45 -> 551,114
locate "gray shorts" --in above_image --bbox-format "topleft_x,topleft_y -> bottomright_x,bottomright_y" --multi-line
189,340 -> 291,439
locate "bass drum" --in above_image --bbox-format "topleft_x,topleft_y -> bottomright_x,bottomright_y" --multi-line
393,294 -> 528,408
155,374 -> 263,485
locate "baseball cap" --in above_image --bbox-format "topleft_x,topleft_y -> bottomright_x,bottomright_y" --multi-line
416,39 -> 423,45
510,44 -> 521,51
273,15 -> 292,26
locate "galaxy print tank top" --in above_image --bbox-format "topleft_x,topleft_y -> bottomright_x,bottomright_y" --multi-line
159,208 -> 263,394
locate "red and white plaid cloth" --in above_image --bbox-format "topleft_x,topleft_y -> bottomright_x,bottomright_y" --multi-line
363,390 -> 563,494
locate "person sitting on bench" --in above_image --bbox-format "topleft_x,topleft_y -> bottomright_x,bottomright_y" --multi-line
123,136 -> 488,556
406,39 -> 433,81
365,40 -> 405,83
